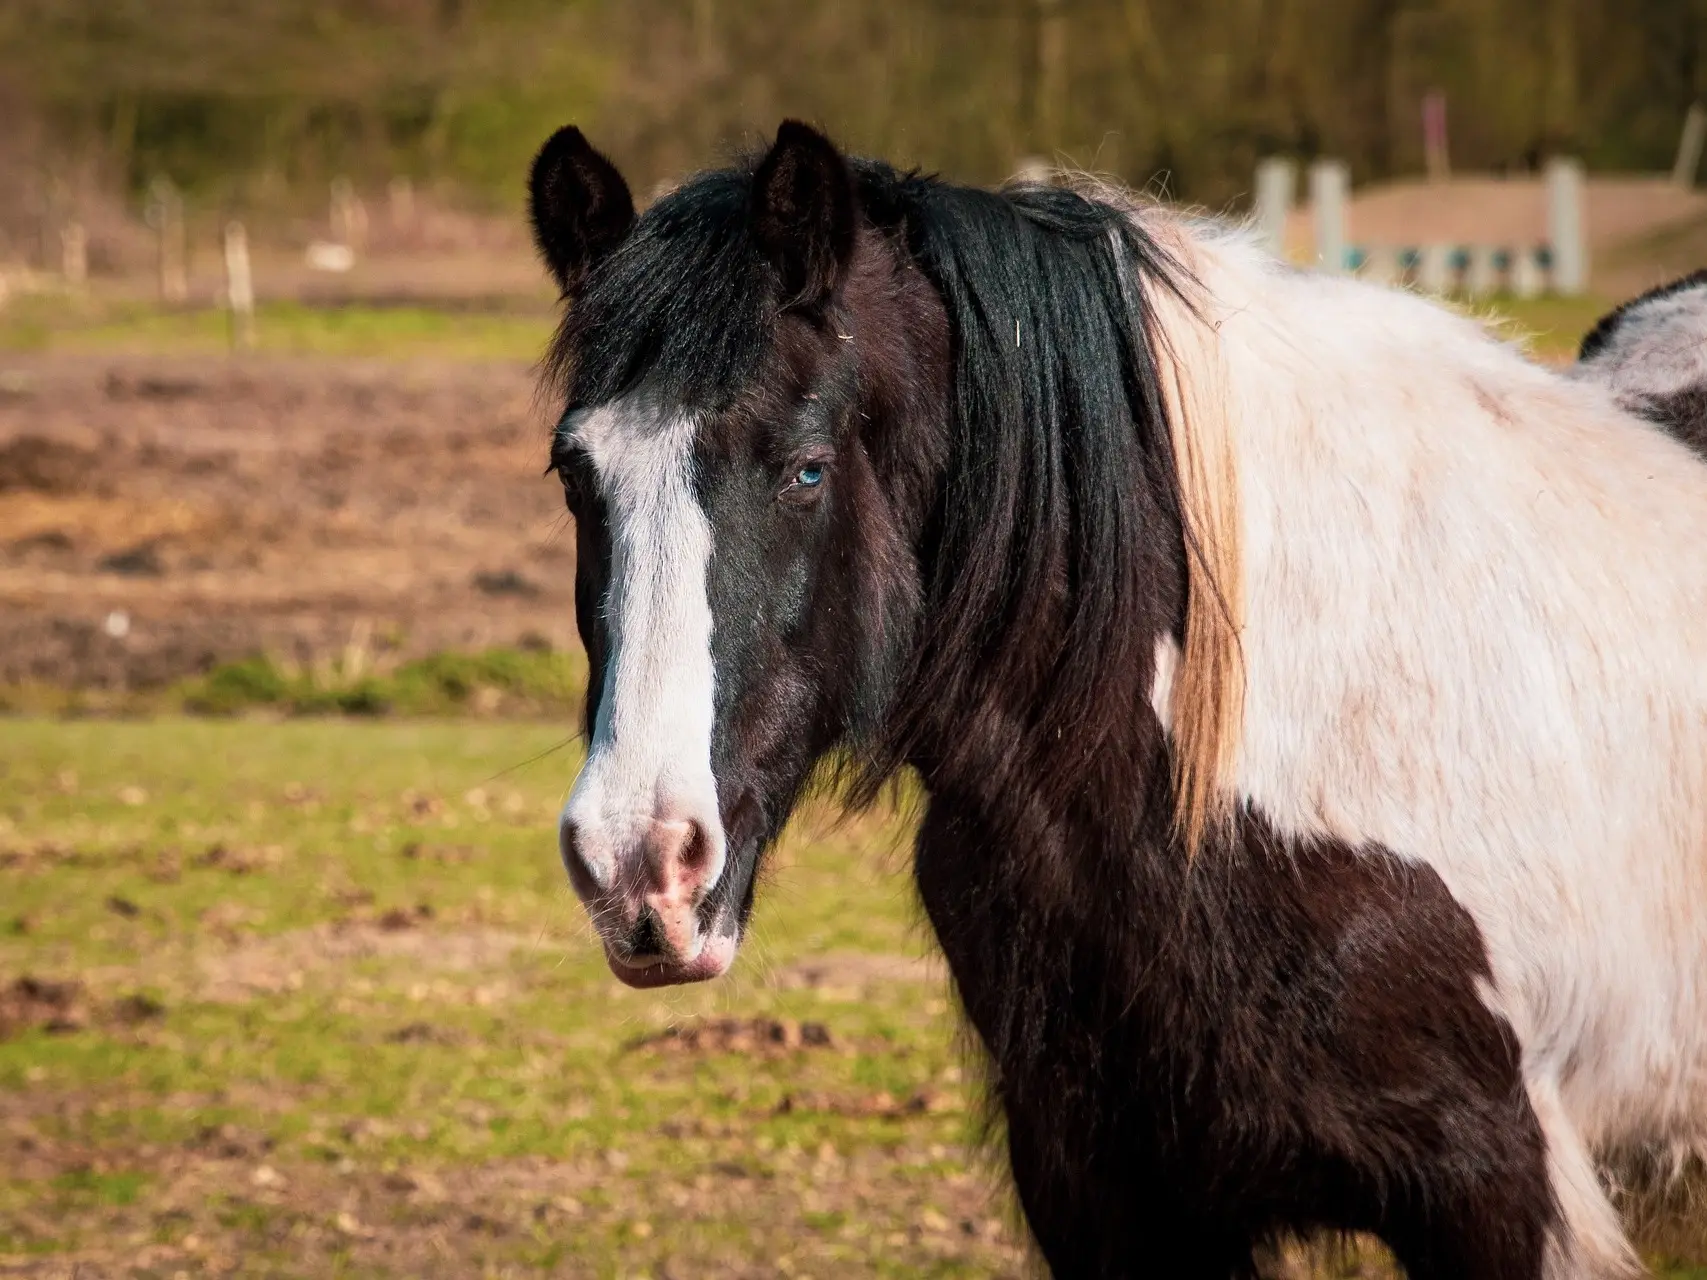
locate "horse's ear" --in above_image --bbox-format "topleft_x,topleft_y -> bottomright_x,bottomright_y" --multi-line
751,120 -> 857,311
528,125 -> 635,297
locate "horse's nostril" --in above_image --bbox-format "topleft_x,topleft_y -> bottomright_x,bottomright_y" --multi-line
679,820 -> 713,874
627,909 -> 667,959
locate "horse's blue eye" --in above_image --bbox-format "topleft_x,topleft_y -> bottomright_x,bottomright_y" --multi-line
796,465 -> 824,488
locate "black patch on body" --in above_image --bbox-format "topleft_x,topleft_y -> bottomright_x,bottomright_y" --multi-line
1636,382 -> 1707,455
915,720 -> 1556,1278
536,121 -> 1559,1275
1577,270 -> 1707,457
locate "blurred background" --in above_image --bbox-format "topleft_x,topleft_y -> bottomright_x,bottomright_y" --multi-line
2,3 -> 1705,1277
5,0 -> 1706,213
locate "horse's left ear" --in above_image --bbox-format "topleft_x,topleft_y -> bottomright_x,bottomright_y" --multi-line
528,125 -> 635,297
751,120 -> 857,311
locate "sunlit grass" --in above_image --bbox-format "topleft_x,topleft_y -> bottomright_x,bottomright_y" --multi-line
0,719 -> 981,1276
1,719 -> 1702,1274
1470,293 -> 1612,361
0,295 -> 555,361
0,287 -> 1611,365
0,648 -> 591,719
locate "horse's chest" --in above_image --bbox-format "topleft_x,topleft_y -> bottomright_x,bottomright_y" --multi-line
912,797 -> 1540,1199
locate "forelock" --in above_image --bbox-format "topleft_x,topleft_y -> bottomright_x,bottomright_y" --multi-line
544,168 -> 775,412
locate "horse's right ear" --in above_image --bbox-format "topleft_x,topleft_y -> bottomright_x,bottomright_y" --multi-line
528,126 -> 635,297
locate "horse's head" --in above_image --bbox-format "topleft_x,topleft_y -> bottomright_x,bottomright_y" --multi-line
530,122 -> 947,986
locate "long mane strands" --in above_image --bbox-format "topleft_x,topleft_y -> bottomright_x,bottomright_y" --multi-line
1130,210 -> 1245,856
868,172 -> 1223,842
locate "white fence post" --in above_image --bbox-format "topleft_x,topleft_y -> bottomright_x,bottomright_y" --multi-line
1416,244 -> 1453,295
1546,157 -> 1587,296
1359,245 -> 1399,286
1674,104 -> 1706,188
1309,159 -> 1349,273
1463,244 -> 1499,296
223,221 -> 255,351
1511,249 -> 1545,299
1254,157 -> 1295,261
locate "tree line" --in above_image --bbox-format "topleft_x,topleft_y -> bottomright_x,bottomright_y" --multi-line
2,0 -> 1703,213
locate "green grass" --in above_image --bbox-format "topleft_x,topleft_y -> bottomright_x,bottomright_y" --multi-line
1466,293 -> 1612,360
182,648 -> 591,717
0,288 -> 1610,364
0,647 -> 590,719
3,719 -> 1701,1274
0,296 -> 555,361
0,719 -> 995,1276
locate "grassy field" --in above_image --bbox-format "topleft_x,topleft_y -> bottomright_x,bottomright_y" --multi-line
0,297 -> 558,363
0,651 -> 592,720
0,718 -> 1028,1278
4,719 -> 1705,1278
0,290 -> 1602,364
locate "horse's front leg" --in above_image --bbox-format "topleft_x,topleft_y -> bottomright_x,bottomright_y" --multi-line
1001,1101 -> 1262,1280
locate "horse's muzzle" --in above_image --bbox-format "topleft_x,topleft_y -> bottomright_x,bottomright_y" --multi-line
561,814 -> 735,985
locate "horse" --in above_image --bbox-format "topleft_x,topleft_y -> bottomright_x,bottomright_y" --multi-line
530,120 -> 1707,1278
1572,270 -> 1707,456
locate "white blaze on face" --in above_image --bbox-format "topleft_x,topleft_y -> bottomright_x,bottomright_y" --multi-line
560,399 -> 725,899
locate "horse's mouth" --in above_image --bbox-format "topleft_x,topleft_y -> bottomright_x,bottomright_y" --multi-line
581,824 -> 760,989
604,925 -> 738,987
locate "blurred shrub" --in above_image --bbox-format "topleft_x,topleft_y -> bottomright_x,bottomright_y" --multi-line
178,647 -> 586,718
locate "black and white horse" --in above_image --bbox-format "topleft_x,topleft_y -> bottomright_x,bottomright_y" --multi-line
531,121 -> 1707,1278
1574,270 -> 1707,456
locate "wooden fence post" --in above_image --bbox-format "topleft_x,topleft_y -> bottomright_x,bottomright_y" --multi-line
223,221 -> 255,352
59,221 -> 87,289
1674,104 -> 1706,188
1422,90 -> 1451,182
330,177 -> 367,252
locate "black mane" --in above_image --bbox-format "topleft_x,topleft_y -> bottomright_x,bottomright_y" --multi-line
864,173 -> 1189,828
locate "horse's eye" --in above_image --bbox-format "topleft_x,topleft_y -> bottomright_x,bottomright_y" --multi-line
779,458 -> 830,505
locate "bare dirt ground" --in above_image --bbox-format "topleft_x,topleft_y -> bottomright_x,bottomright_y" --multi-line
0,354 -> 575,688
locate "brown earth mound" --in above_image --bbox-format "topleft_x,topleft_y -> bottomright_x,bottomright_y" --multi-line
0,353 -> 575,687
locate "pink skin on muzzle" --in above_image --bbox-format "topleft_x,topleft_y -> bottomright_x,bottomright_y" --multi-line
560,811 -> 735,987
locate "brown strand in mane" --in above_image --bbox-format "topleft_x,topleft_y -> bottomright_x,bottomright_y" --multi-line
1136,213 -> 1245,857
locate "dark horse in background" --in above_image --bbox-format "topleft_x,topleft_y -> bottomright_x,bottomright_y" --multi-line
1574,270 -> 1707,456
529,120 -> 1707,1278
